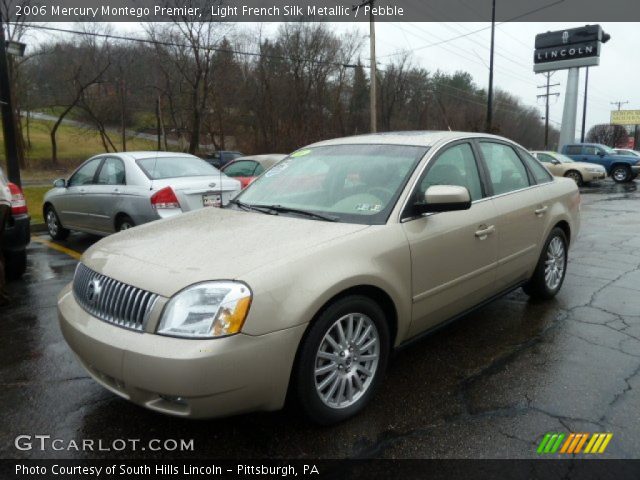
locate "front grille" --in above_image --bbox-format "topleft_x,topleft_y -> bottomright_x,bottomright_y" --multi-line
73,263 -> 158,332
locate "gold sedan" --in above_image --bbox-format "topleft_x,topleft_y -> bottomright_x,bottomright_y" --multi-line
58,132 -> 580,424
531,151 -> 606,186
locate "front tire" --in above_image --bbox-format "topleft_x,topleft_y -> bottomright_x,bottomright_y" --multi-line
295,295 -> 390,425
611,165 -> 632,183
45,206 -> 70,241
523,227 -> 568,300
4,250 -> 26,281
564,170 -> 583,186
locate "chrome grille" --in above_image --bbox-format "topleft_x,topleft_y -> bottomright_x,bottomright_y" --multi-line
73,263 -> 158,332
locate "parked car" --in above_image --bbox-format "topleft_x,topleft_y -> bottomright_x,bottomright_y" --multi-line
202,150 -> 244,169
43,152 -> 241,239
58,132 -> 579,424
561,143 -> 640,183
221,154 -> 287,188
614,148 -> 640,158
531,151 -> 606,185
0,168 -> 30,280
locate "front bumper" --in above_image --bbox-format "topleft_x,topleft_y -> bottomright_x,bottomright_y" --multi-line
1,213 -> 30,253
632,166 -> 640,176
583,171 -> 606,182
57,284 -> 306,418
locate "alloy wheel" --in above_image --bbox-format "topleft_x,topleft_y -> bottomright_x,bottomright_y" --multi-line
612,167 -> 629,182
314,313 -> 380,409
544,236 -> 565,291
46,210 -> 59,236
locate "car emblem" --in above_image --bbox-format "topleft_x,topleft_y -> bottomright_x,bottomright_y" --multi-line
562,31 -> 569,44
87,279 -> 102,305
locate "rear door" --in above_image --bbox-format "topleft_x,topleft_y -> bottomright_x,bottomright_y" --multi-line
90,157 -> 128,232
403,141 -> 499,336
55,158 -> 103,229
477,140 -> 547,290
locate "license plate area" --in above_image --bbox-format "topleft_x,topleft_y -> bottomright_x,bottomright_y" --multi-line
203,193 -> 221,207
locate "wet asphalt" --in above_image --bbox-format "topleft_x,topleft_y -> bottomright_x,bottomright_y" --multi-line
1,179 -> 639,460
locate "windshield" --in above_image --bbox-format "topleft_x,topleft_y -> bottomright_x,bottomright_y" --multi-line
137,156 -> 220,180
234,144 -> 428,225
555,153 -> 575,164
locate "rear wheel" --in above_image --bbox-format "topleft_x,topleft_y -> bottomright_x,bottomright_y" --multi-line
611,165 -> 632,183
295,295 -> 389,425
116,215 -> 135,232
45,206 -> 70,241
564,170 -> 583,186
523,227 -> 568,300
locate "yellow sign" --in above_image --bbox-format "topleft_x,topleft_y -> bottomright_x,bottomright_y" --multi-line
611,110 -> 640,125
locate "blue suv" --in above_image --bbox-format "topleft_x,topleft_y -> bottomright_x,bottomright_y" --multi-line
561,143 -> 640,183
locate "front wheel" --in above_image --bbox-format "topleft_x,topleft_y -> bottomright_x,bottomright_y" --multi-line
564,170 -> 583,186
523,227 -> 568,300
295,295 -> 390,425
611,165 -> 632,183
45,206 -> 70,241
4,250 -> 26,281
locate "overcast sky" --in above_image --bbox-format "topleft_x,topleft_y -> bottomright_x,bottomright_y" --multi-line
32,21 -> 639,139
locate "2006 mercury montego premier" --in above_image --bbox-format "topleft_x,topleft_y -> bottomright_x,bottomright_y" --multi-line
58,131 -> 580,424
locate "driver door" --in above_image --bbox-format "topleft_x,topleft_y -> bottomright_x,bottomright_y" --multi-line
402,142 -> 499,337
55,158 -> 103,229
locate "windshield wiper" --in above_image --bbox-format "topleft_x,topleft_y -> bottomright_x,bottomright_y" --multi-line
228,199 -> 276,215
260,204 -> 339,222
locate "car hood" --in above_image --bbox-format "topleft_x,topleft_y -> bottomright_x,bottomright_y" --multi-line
80,207 -> 370,297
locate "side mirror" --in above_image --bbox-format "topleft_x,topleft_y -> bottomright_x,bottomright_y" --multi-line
551,159 -> 561,165
53,178 -> 66,188
414,185 -> 471,214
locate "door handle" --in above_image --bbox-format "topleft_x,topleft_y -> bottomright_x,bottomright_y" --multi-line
535,206 -> 548,216
475,225 -> 495,239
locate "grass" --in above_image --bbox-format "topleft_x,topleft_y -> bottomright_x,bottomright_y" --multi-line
1,117 -> 167,177
22,185 -> 49,224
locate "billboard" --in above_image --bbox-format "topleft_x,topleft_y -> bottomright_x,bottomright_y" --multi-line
534,25 -> 610,73
611,110 -> 640,126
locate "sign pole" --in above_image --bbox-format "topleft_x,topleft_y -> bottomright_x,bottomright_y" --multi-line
559,67 -> 580,151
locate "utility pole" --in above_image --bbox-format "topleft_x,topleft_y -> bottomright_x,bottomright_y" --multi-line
537,72 -> 560,150
0,13 -> 21,186
611,100 -> 629,111
485,0 -> 496,133
353,0 -> 377,132
580,67 -> 590,142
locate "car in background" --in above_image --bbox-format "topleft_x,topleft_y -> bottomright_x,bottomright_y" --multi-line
531,151 -> 606,186
614,148 -> 640,159
202,150 -> 244,169
59,131 -> 580,424
221,154 -> 287,188
0,168 -> 30,280
561,143 -> 640,183
43,152 -> 241,240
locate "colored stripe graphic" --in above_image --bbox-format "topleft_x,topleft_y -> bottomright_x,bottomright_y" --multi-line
538,433 -> 613,454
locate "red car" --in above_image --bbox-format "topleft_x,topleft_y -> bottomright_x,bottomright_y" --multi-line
221,154 -> 287,188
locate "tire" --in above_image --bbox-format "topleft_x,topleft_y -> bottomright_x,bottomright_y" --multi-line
564,170 -> 583,186
44,206 -> 70,241
116,215 -> 135,232
523,227 -> 568,300
295,295 -> 390,425
611,165 -> 632,183
4,250 -> 26,281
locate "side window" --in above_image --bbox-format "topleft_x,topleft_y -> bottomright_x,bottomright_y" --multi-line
418,143 -> 483,202
96,158 -> 126,185
480,142 -> 531,195
253,163 -> 266,176
537,153 -> 554,163
583,146 -> 598,156
224,161 -> 257,177
68,159 -> 102,187
518,148 -> 554,184
565,146 -> 582,155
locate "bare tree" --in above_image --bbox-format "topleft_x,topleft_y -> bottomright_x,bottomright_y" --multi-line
587,124 -> 629,148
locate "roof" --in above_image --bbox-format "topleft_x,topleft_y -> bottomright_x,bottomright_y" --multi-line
120,151 -> 201,160
307,131 -> 509,149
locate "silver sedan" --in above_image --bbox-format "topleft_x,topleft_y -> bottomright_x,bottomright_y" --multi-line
43,152 -> 241,239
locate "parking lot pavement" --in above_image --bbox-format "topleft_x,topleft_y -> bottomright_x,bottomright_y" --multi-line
1,179 -> 639,460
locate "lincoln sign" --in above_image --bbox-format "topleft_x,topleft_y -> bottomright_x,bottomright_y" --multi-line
534,25 -> 610,73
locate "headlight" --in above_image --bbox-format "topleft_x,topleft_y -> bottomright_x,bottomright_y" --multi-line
158,282 -> 252,338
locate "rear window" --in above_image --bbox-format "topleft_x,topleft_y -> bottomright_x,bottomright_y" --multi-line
137,156 -> 219,180
518,148 -> 553,184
